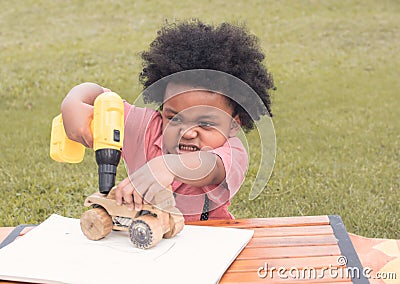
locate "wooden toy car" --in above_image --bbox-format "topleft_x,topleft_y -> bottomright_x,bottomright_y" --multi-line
80,187 -> 184,249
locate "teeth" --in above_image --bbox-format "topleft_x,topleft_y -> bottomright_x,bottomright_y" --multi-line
179,145 -> 198,151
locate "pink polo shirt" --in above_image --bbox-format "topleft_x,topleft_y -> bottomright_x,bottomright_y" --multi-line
122,101 -> 248,221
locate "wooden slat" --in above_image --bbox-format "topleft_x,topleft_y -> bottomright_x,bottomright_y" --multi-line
228,256 -> 344,272
252,225 -> 333,238
0,226 -> 34,249
237,245 -> 342,260
0,227 -> 14,244
248,234 -> 338,248
186,215 -> 330,228
0,222 -> 334,241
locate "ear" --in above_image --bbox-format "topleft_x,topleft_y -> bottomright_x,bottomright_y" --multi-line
228,114 -> 241,137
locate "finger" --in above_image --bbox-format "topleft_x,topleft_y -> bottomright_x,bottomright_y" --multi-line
75,105 -> 93,148
74,122 -> 91,148
129,174 -> 152,199
118,179 -> 135,210
80,138 -> 90,148
115,178 -> 131,205
82,133 -> 93,148
64,128 -> 92,148
133,190 -> 143,211
121,186 -> 134,210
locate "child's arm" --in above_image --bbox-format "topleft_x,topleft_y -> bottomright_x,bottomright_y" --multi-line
115,152 -> 225,211
163,152 -> 225,185
61,82 -> 105,148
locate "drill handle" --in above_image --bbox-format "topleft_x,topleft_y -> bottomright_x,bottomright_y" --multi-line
50,114 -> 86,163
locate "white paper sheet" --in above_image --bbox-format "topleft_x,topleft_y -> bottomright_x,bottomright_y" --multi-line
0,214 -> 253,284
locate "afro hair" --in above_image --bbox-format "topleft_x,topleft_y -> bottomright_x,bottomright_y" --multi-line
139,19 -> 275,131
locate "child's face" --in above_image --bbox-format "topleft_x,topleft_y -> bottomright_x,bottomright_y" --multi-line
161,83 -> 240,154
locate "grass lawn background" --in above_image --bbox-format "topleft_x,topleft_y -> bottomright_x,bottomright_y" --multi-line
0,0 -> 399,238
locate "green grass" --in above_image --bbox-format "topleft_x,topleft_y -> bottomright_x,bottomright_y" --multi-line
1,0 -> 399,239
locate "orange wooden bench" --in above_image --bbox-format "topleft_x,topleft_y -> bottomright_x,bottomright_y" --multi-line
1,215 -> 398,283
188,215 -> 364,283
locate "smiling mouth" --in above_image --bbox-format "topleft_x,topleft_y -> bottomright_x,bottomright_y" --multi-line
179,144 -> 200,152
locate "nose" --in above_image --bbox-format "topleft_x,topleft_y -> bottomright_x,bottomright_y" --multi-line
181,126 -> 198,139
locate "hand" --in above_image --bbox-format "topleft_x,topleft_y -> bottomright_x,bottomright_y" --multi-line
115,156 -> 175,211
60,83 -> 105,148
62,102 -> 94,148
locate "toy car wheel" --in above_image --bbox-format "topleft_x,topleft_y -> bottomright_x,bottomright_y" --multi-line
80,207 -> 113,240
129,215 -> 163,249
163,208 -> 184,239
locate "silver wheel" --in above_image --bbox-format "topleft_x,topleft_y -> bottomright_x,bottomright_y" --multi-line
129,215 -> 163,249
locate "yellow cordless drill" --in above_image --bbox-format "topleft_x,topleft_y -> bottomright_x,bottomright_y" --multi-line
50,92 -> 124,194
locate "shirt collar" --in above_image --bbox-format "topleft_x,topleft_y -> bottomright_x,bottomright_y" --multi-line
154,132 -> 163,151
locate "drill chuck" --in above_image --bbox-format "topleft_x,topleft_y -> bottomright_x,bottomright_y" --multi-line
96,149 -> 122,194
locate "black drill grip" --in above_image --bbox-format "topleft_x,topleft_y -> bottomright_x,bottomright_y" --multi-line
95,148 -> 121,194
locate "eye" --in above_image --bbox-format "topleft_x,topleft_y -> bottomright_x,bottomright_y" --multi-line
198,121 -> 214,128
167,115 -> 182,124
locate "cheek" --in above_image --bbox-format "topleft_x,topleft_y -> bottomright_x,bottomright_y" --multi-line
162,124 -> 179,142
201,130 -> 227,148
